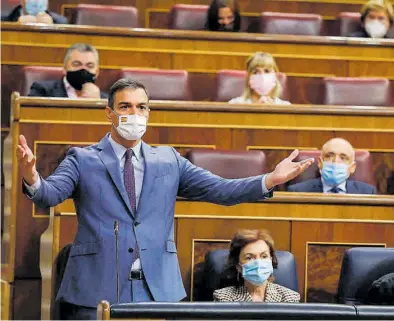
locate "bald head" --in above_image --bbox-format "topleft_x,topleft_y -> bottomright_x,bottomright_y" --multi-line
318,138 -> 357,175
321,138 -> 355,163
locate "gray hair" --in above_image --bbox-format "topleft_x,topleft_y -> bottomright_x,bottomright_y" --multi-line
63,43 -> 99,67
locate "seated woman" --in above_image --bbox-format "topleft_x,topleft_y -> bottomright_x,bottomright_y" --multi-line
349,0 -> 393,38
228,52 -> 291,105
205,0 -> 241,32
213,229 -> 300,302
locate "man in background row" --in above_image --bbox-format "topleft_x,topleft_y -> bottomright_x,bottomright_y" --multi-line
288,138 -> 377,194
28,43 -> 108,99
2,0 -> 67,24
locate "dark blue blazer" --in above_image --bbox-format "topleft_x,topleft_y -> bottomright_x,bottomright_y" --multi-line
288,178 -> 376,194
28,79 -> 108,99
1,5 -> 68,24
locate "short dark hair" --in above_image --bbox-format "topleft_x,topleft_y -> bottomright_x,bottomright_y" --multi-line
206,0 -> 241,32
108,78 -> 149,109
220,229 -> 278,288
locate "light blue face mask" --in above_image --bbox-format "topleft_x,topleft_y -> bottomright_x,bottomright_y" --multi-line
241,258 -> 273,285
25,0 -> 47,16
321,162 -> 349,186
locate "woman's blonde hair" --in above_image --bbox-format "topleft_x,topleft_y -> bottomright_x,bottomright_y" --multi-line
361,0 -> 394,25
242,52 -> 282,100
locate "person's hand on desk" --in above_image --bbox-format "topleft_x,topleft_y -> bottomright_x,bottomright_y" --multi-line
265,149 -> 314,190
16,135 -> 39,186
258,96 -> 274,104
80,82 -> 101,99
36,12 -> 54,24
18,15 -> 37,23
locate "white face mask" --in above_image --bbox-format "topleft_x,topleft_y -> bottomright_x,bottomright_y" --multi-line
113,111 -> 147,141
364,20 -> 388,38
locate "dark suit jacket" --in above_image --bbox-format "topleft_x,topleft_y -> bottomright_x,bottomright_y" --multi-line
1,5 -> 68,24
287,178 -> 376,194
28,79 -> 108,99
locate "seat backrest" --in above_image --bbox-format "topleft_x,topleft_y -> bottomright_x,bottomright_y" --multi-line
288,150 -> 376,187
185,149 -> 267,178
1,0 -> 20,16
73,4 -> 139,28
337,12 -> 363,37
21,66 -> 64,96
260,12 -> 322,36
323,77 -> 392,106
337,247 -> 394,304
120,69 -> 190,100
169,4 -> 208,30
214,70 -> 289,102
196,249 -> 298,301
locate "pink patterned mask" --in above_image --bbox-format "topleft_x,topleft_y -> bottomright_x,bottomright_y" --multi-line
249,73 -> 277,96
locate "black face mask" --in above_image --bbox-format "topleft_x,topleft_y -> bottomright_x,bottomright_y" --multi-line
66,69 -> 97,91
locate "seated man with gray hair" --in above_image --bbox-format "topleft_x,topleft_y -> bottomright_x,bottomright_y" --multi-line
288,138 -> 376,194
28,43 -> 108,99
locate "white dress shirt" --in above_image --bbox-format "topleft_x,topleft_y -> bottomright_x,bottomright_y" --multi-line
63,77 -> 78,99
321,178 -> 347,194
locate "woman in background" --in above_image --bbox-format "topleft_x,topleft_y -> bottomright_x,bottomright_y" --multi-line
213,229 -> 300,302
229,52 -> 291,105
349,0 -> 393,38
206,0 -> 241,32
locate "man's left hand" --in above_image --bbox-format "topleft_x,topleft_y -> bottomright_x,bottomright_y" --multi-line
265,149 -> 314,190
36,12 -> 54,24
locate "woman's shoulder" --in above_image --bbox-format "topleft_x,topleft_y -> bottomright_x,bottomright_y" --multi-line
274,97 -> 291,105
213,286 -> 250,302
268,283 -> 300,303
228,96 -> 251,104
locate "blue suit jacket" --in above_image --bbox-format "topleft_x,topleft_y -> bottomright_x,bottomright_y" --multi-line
287,178 -> 377,194
27,134 -> 270,307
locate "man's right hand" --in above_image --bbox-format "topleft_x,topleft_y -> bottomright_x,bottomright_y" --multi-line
16,135 -> 39,186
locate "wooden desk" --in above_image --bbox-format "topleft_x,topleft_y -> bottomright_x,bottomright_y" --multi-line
2,96 -> 394,318
2,23 -> 394,78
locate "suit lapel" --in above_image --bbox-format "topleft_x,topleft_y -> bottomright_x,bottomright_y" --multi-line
136,142 -> 158,216
98,135 -> 134,218
55,79 -> 68,98
346,180 -> 356,194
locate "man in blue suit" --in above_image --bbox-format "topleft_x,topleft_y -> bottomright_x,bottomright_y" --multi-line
17,78 -> 313,319
288,138 -> 376,194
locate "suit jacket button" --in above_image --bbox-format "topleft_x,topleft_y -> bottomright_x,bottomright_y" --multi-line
128,248 -> 133,253
134,221 -> 140,227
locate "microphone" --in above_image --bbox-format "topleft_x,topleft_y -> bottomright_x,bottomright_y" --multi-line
114,220 -> 120,303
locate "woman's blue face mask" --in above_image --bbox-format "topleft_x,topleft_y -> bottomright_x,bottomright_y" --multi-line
241,258 -> 273,285
25,0 -> 47,16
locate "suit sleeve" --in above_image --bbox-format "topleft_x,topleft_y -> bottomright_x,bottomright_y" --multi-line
174,149 -> 271,206
26,147 -> 80,207
371,185 -> 377,194
50,12 -> 68,24
28,82 -> 49,97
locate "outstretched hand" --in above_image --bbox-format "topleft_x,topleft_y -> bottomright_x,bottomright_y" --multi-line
265,149 -> 314,190
16,135 -> 39,185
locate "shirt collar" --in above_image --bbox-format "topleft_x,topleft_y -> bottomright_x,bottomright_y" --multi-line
108,134 -> 142,162
321,177 -> 347,193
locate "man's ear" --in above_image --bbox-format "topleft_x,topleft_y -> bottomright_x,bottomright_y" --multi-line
349,161 -> 356,175
317,157 -> 323,170
95,68 -> 100,78
104,107 -> 113,123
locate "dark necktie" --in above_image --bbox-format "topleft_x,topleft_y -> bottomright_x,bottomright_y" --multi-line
124,149 -> 139,265
124,149 -> 137,214
330,187 -> 340,194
